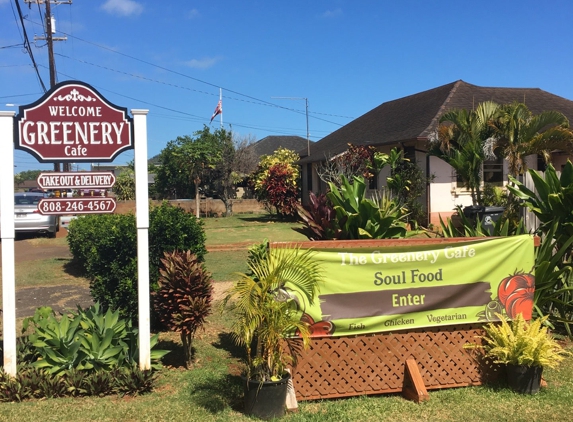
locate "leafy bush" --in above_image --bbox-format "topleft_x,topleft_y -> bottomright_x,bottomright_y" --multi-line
250,147 -> 300,218
438,205 -> 527,237
508,161 -> 573,261
20,304 -> 169,376
0,366 -> 156,402
67,201 -> 206,321
295,192 -> 340,240
153,250 -> 214,367
326,175 -> 408,239
470,313 -> 569,368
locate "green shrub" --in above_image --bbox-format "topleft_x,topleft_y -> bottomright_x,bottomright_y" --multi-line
67,201 -> 206,321
327,175 -> 408,239
20,304 -> 169,376
0,366 -> 157,402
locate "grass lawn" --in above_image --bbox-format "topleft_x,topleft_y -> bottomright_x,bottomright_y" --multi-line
2,215 -> 573,420
1,309 -> 573,421
202,214 -> 307,246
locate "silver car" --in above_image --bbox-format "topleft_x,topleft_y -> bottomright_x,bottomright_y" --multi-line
14,192 -> 59,238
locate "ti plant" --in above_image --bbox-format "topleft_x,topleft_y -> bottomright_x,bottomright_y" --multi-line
153,250 -> 214,368
295,191 -> 341,240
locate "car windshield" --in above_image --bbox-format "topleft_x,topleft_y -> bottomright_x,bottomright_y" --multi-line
15,196 -> 41,206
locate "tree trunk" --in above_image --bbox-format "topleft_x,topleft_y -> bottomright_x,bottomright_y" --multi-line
194,177 -> 201,218
181,332 -> 194,368
225,198 -> 233,217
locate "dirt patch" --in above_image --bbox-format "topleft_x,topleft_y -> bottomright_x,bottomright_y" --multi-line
1,236 -> 237,318
16,285 -> 94,318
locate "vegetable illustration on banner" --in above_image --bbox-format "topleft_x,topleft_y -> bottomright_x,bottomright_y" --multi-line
274,235 -> 535,338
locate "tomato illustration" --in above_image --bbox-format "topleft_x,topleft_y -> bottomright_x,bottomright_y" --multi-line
296,314 -> 335,337
497,272 -> 535,320
309,320 -> 335,337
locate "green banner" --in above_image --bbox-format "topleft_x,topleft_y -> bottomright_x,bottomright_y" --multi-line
279,235 -> 535,337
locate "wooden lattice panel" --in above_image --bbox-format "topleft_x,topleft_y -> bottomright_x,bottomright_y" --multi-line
289,324 -> 499,401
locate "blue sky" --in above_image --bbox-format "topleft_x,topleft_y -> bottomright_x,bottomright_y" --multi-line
2,0 -> 573,173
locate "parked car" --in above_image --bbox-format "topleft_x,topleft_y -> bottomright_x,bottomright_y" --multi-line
14,192 -> 59,238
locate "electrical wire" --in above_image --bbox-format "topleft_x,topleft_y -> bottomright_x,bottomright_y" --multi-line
13,0 -> 47,91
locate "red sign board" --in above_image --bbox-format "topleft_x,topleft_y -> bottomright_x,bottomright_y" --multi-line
37,172 -> 116,189
38,197 -> 117,215
15,81 -> 133,162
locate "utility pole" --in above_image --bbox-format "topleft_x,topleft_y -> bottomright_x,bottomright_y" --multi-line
27,0 -> 72,171
271,96 -> 310,156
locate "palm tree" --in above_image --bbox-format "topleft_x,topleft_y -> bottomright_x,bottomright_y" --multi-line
429,101 -> 499,205
223,246 -> 323,382
489,102 -> 573,177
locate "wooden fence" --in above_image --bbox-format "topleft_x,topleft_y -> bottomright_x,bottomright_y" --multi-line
289,324 -> 498,402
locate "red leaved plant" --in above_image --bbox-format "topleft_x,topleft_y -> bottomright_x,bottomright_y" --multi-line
153,250 -> 214,367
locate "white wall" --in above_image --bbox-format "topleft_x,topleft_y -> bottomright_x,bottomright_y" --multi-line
428,156 -> 472,225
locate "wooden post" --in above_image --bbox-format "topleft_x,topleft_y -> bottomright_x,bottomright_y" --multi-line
402,358 -> 430,403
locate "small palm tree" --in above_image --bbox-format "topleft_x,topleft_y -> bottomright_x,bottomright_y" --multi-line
429,101 -> 499,205
224,246 -> 323,382
489,102 -> 573,177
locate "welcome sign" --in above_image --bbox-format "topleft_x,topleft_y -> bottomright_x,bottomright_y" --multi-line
275,236 -> 535,337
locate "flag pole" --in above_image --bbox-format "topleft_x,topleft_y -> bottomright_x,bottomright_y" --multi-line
219,88 -> 223,129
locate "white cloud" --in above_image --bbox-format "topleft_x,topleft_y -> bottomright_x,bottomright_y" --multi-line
321,8 -> 342,18
101,0 -> 143,17
186,9 -> 200,19
185,57 -> 222,70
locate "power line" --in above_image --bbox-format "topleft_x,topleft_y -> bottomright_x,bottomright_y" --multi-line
44,65 -> 328,140
13,0 -> 47,91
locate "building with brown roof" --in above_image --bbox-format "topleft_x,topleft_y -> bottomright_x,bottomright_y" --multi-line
299,80 -> 573,225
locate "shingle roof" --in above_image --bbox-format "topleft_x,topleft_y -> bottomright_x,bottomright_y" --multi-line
249,135 -> 312,158
300,80 -> 573,164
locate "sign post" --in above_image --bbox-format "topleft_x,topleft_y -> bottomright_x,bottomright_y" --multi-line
0,81 -> 150,374
0,111 -> 17,376
133,109 -> 150,370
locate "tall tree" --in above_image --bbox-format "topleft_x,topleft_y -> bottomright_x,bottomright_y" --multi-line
429,101 -> 499,206
488,102 -> 573,177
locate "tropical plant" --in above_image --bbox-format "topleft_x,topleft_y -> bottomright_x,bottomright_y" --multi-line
488,102 -> 573,177
470,313 -> 568,368
223,247 -> 323,382
112,168 -> 136,201
387,152 -> 433,227
250,147 -> 301,217
153,250 -> 214,367
508,161 -> 573,260
20,304 -> 169,375
67,201 -> 206,322
429,101 -> 499,205
326,175 -> 408,239
258,162 -> 300,217
438,205 -> 526,238
295,191 -> 340,240
530,223 -> 573,336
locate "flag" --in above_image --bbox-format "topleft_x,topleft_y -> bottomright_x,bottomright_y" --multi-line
210,99 -> 222,123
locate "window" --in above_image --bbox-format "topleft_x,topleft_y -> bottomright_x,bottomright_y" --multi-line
483,156 -> 504,186
455,155 -> 504,188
